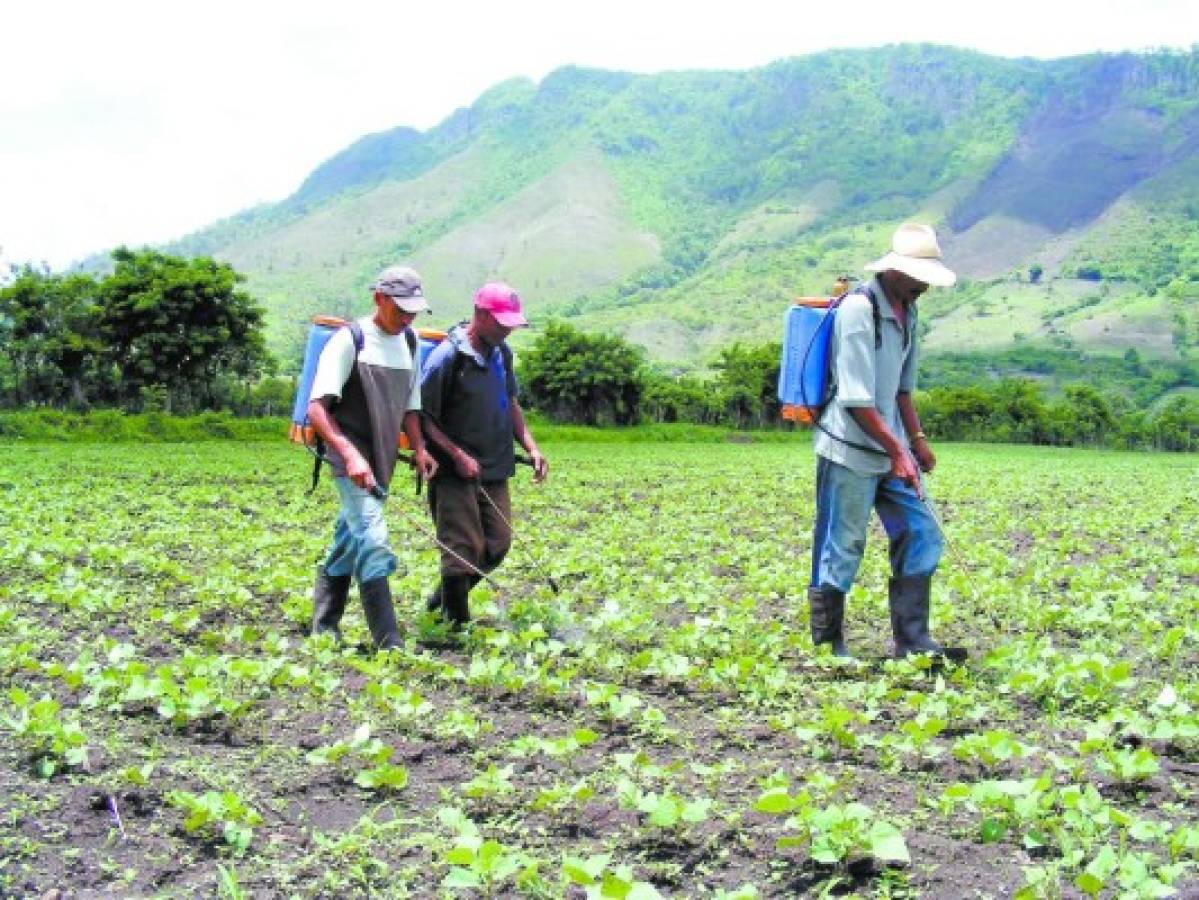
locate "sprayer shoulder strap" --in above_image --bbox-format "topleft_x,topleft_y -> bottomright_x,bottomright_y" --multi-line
333,321 -> 412,404
824,287 -> 882,402
441,339 -> 513,415
817,287 -> 889,457
835,286 -> 882,350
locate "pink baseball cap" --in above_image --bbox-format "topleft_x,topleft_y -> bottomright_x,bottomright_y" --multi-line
474,282 -> 528,328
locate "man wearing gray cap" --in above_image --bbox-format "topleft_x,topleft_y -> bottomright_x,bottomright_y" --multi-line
808,223 -> 964,661
306,265 -> 438,650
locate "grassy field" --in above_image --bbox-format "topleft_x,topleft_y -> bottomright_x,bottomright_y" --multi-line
1,441 -> 1197,898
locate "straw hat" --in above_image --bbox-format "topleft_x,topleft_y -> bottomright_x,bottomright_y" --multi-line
864,222 -> 956,288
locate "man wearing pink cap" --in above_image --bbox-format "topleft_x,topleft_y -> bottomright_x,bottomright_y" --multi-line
419,282 -> 548,627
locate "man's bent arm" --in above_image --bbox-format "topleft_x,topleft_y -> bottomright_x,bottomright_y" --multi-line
847,407 -> 905,457
897,391 -> 935,473
897,392 -> 924,442
308,398 -> 375,489
421,413 -> 480,480
511,399 -> 548,482
848,406 -> 921,495
421,413 -> 463,461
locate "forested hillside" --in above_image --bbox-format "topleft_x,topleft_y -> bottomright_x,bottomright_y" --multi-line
170,45 -> 1199,401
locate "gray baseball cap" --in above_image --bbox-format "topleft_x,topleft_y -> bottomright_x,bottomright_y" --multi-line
372,265 -> 430,313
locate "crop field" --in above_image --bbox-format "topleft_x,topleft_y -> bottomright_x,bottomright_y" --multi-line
1,440 -> 1197,898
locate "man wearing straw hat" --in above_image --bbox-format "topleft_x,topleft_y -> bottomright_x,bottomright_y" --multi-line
808,222 -> 963,660
420,282 -> 548,628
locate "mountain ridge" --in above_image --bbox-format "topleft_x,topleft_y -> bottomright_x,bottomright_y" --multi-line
165,44 -> 1199,389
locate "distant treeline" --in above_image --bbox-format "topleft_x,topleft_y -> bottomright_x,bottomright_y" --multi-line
3,259 -> 1196,451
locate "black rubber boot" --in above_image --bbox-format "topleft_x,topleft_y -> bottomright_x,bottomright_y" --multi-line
311,566 -> 351,640
424,584 -> 442,613
440,574 -> 473,629
427,575 -> 480,616
889,575 -> 965,660
359,577 -> 401,650
808,586 -> 852,657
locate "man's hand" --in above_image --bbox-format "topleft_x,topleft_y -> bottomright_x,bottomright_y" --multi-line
453,449 -> 481,481
413,447 -> 438,481
912,436 -> 936,474
847,405 -> 924,498
346,448 -> 377,492
528,449 -> 548,484
889,450 -> 924,499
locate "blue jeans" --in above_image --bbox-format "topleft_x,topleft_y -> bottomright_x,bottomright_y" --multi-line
322,478 -> 397,584
810,456 -> 943,593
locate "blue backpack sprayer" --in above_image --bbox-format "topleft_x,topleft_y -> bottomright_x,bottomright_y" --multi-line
777,293 -> 842,426
778,277 -> 883,450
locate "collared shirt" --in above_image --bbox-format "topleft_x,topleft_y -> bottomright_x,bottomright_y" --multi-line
420,325 -> 519,482
813,278 -> 918,475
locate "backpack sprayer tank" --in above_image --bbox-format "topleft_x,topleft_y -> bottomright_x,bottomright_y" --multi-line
777,278 -> 852,425
289,316 -> 447,450
778,298 -> 833,425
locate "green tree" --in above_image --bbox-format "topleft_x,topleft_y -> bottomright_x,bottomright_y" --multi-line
1051,384 -> 1115,446
1122,347 -> 1150,378
712,341 -> 782,428
97,248 -> 271,412
642,372 -> 723,424
920,385 -> 998,441
1149,395 -> 1199,451
991,379 -> 1050,443
249,376 -> 295,417
0,265 -> 52,406
518,321 -> 645,425
0,266 -> 104,408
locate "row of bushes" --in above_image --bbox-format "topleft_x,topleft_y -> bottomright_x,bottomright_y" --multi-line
513,323 -> 1199,450
0,409 -> 800,445
0,410 -> 289,443
3,401 -> 1196,453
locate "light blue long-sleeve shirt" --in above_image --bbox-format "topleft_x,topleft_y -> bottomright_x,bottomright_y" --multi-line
813,278 -> 918,475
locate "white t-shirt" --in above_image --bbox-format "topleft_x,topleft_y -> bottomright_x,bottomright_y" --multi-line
309,317 -> 421,412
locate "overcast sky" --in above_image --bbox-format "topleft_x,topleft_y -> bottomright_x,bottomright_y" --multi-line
2,0 -> 1196,271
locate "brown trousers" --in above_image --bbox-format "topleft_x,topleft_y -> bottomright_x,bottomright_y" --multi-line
428,476 -> 512,577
